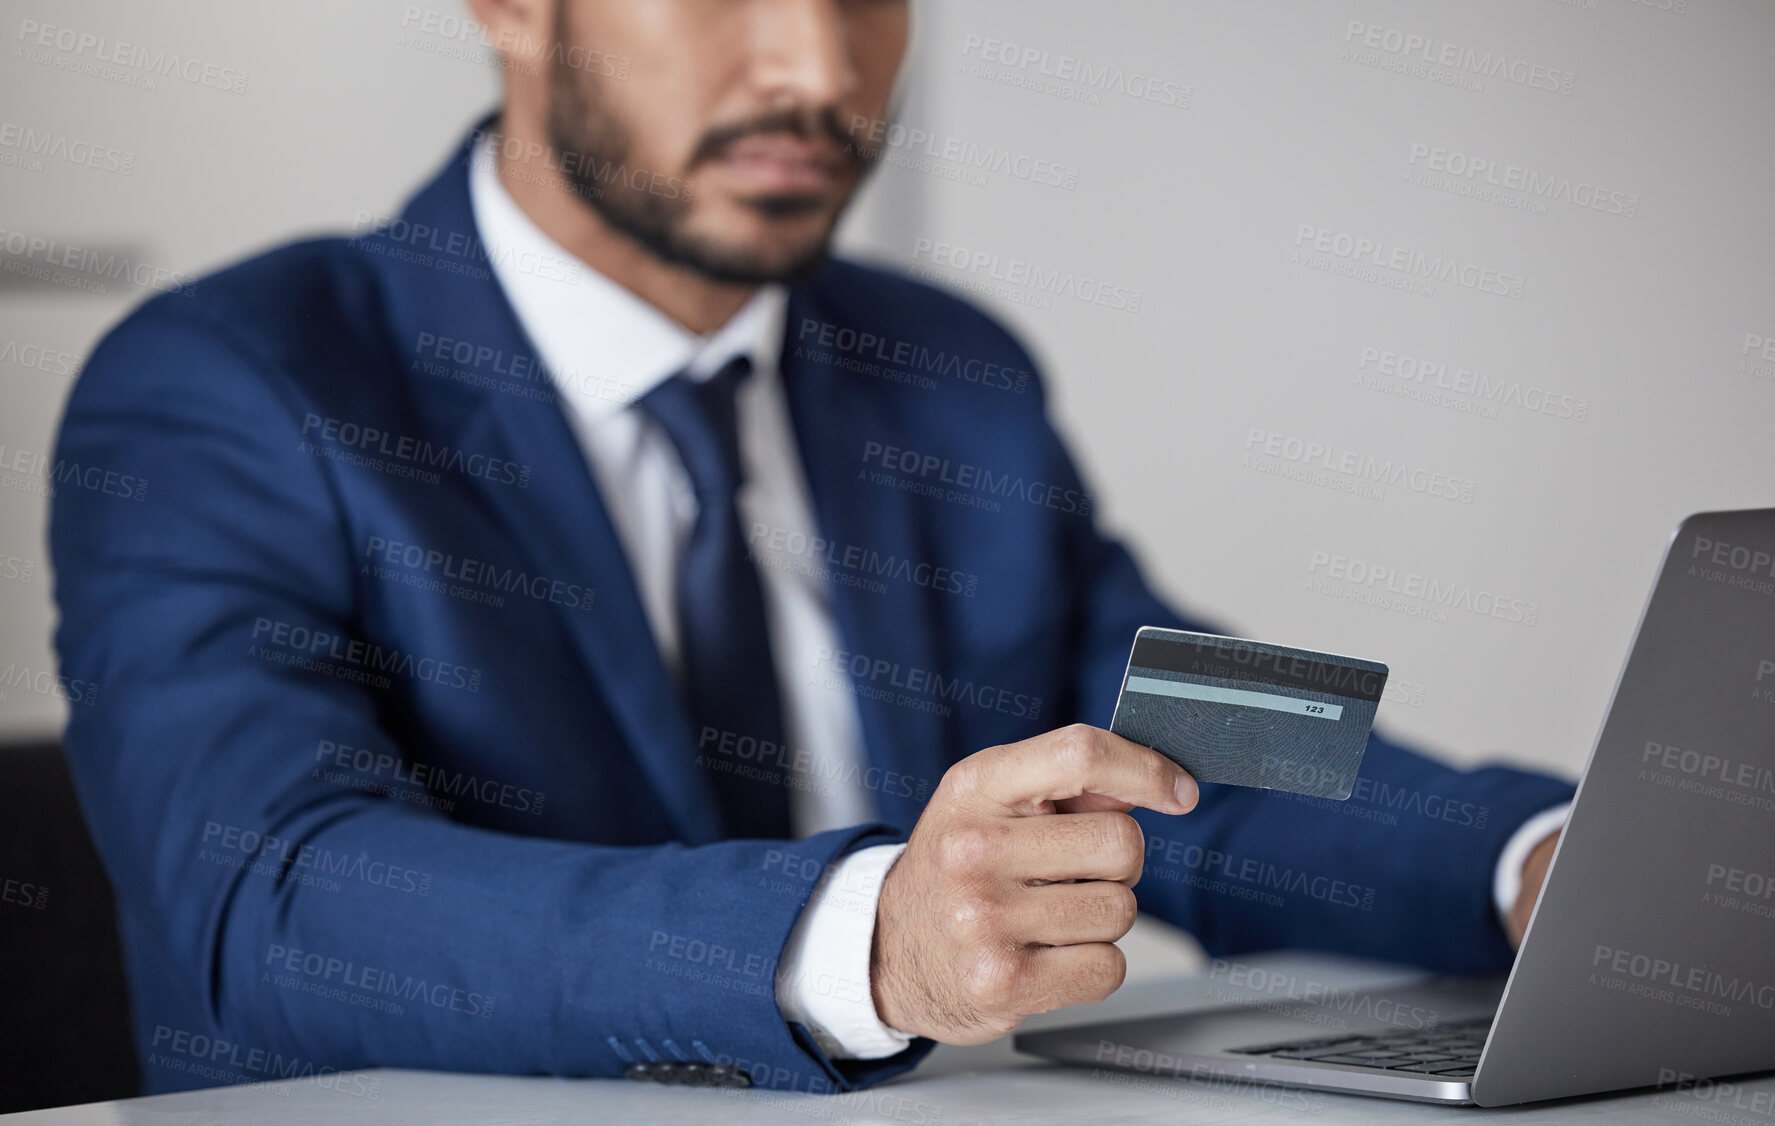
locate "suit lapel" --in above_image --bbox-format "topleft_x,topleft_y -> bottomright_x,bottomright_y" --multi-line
373,132 -> 723,844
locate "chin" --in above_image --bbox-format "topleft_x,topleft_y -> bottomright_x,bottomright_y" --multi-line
728,241 -> 832,283
689,211 -> 838,269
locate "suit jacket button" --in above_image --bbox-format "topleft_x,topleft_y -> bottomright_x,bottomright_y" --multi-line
692,1062 -> 750,1088
624,1061 -> 750,1088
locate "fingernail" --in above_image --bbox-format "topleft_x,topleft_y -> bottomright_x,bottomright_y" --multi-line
1174,774 -> 1199,812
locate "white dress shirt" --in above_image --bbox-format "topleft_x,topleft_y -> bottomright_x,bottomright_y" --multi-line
466,137 -> 1562,1062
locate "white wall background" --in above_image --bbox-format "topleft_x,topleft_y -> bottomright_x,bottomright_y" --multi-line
4,0 -> 1772,791
868,0 -> 1775,781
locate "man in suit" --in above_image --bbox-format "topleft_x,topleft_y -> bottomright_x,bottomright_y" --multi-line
51,0 -> 1571,1096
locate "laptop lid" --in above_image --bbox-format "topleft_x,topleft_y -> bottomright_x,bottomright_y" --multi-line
1473,509 -> 1775,1106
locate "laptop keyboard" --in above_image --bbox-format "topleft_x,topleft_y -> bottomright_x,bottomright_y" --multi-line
1227,1015 -> 1492,1079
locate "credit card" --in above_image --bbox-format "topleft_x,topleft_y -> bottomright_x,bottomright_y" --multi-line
1108,626 -> 1387,800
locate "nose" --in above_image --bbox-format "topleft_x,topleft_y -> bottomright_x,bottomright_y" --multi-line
747,0 -> 858,111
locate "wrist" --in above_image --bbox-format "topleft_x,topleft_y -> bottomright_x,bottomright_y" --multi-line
869,852 -> 912,1035
1492,803 -> 1570,920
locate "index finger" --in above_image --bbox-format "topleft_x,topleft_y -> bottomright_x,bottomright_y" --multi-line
954,724 -> 1198,817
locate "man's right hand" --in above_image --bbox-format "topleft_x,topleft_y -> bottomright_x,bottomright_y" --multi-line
870,724 -> 1200,1044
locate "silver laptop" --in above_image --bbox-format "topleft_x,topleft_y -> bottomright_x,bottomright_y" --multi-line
1017,508 -> 1775,1106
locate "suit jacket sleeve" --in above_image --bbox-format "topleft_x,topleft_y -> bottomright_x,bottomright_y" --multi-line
49,294 -> 924,1092
1039,404 -> 1575,975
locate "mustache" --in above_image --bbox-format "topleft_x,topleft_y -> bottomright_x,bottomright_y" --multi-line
687,106 -> 870,172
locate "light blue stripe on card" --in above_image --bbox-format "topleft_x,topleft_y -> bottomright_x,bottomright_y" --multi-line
1123,675 -> 1343,721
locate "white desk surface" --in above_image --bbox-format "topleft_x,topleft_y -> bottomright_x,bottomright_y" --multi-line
9,952 -> 1768,1124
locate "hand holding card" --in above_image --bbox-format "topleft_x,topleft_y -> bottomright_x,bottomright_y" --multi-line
1108,627 -> 1388,800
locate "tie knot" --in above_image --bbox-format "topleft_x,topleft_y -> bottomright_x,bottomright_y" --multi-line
637,354 -> 755,509
690,352 -> 755,399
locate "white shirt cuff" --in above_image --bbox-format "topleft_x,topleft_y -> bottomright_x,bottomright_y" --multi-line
1491,803 -> 1571,921
775,842 -> 913,1060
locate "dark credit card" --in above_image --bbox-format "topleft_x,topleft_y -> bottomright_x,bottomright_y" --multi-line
1109,626 -> 1388,800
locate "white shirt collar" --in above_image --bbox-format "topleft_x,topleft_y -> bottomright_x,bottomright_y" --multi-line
466,134 -> 788,417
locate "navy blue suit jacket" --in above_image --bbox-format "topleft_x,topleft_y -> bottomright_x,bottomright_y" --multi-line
51,126 -> 1573,1095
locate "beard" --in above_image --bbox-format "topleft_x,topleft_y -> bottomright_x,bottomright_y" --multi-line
544,5 -> 873,286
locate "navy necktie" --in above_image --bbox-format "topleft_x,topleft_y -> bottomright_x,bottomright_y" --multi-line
636,355 -> 792,839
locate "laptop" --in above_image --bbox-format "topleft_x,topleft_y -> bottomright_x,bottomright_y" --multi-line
1016,508 -> 1775,1106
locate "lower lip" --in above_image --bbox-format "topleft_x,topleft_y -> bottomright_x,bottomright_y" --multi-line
712,152 -> 836,195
